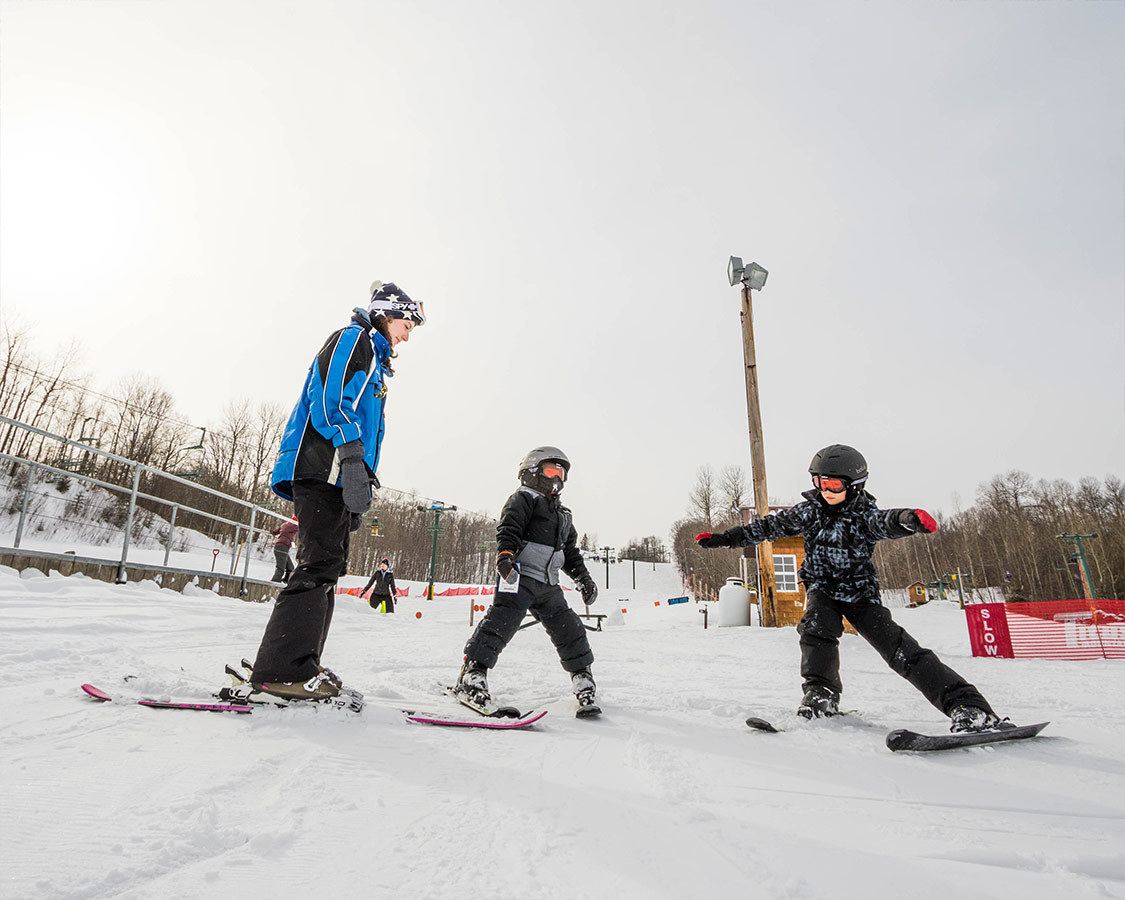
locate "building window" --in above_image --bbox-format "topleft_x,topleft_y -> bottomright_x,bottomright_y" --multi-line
774,554 -> 798,593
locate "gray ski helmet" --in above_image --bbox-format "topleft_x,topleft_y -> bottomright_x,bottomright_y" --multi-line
809,444 -> 868,483
518,446 -> 571,477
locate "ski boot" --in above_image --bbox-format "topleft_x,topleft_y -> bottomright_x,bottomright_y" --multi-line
572,668 -> 601,719
250,671 -> 341,702
948,704 -> 1012,734
454,659 -> 491,708
797,685 -> 840,719
235,658 -> 363,702
239,671 -> 364,712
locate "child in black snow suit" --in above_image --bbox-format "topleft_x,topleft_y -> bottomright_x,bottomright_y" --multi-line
696,444 -> 1008,733
457,447 -> 600,711
361,558 -> 397,613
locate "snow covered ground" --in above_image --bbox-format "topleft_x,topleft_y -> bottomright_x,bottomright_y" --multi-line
2,561 -> 1123,899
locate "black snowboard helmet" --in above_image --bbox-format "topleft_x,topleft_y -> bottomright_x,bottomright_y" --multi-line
518,446 -> 570,496
809,444 -> 868,485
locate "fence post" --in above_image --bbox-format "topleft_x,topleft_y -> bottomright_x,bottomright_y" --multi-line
14,462 -> 37,549
230,526 -> 241,576
163,504 -> 179,568
239,508 -> 257,596
116,464 -> 142,584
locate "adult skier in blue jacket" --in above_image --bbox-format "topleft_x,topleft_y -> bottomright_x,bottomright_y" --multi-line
249,281 -> 425,704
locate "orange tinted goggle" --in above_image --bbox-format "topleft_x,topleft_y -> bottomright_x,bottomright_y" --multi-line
541,463 -> 567,480
813,475 -> 847,493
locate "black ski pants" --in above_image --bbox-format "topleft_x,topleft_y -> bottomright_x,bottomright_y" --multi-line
271,548 -> 295,583
798,590 -> 993,716
369,593 -> 394,613
252,480 -> 350,683
464,576 -> 593,673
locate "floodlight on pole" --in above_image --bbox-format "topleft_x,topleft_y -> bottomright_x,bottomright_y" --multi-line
727,256 -> 769,291
728,253 -> 778,627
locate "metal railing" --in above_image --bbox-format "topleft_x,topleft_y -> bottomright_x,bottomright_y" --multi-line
0,415 -> 290,593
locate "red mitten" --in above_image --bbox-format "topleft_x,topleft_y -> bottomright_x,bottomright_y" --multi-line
914,509 -> 938,533
694,532 -> 713,543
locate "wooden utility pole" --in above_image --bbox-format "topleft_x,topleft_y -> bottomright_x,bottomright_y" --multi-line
739,283 -> 779,627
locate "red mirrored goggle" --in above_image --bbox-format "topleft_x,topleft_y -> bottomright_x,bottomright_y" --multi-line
540,463 -> 567,480
812,475 -> 848,493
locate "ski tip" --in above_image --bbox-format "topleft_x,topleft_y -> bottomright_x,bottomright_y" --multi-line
885,729 -> 913,751
575,706 -> 602,719
745,717 -> 780,733
80,684 -> 112,702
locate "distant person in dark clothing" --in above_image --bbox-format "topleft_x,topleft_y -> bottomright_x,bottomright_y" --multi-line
271,516 -> 299,583
362,558 -> 397,613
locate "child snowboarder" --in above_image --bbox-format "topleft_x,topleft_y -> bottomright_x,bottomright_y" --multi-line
695,444 -> 1008,733
456,447 -> 601,715
361,558 -> 397,613
246,281 -> 425,705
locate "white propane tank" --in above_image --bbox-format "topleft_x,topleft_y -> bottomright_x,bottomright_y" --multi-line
716,577 -> 752,627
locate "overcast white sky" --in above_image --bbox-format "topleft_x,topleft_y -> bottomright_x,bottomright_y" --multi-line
1,0 -> 1122,546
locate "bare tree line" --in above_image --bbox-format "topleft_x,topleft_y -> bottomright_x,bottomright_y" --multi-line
672,463 -> 1124,603
672,465 -> 754,600
1,321 -> 500,579
1,323 -> 289,541
874,470 -> 1125,600
348,499 -> 498,584
619,535 -> 669,563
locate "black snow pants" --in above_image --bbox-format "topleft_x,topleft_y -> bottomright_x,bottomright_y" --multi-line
271,548 -> 295,583
252,480 -> 350,683
464,576 -> 593,673
369,593 -> 394,613
798,590 -> 993,716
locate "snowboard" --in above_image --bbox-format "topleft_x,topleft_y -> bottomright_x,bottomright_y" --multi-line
81,683 -> 252,714
403,708 -> 548,730
886,721 -> 1049,752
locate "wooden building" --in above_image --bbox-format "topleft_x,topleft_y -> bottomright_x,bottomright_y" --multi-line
759,533 -> 808,626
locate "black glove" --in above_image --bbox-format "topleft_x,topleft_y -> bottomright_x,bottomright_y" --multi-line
497,553 -> 516,579
348,512 -> 362,533
337,440 -> 371,515
695,530 -> 735,549
578,576 -> 598,606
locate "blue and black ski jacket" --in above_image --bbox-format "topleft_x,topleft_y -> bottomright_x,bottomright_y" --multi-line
271,309 -> 391,502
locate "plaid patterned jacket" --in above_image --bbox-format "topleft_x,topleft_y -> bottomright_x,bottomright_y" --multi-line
722,490 -> 920,604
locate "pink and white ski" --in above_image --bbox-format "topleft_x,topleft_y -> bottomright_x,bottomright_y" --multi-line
403,708 -> 547,729
81,683 -> 253,714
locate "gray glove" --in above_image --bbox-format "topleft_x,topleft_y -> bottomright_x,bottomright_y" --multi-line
337,440 -> 371,515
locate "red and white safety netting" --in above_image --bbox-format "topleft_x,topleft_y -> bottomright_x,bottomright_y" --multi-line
965,599 -> 1125,660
